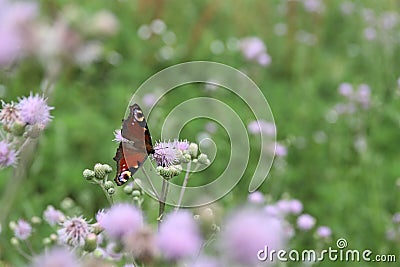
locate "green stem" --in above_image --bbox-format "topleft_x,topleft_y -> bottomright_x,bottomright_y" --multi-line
158,178 -> 169,227
175,161 -> 191,211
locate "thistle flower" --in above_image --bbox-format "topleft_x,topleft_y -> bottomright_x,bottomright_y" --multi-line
31,247 -> 80,267
99,203 -> 143,239
17,93 -> 54,127
174,139 -> 190,152
316,226 -> 332,238
152,141 -> 178,167
57,216 -> 90,247
157,211 -> 202,261
0,101 -> 21,127
297,214 -> 316,230
13,219 -> 32,240
247,191 -> 265,204
113,129 -> 124,143
219,208 -> 286,265
0,140 -> 17,168
43,205 -> 65,226
123,226 -> 157,264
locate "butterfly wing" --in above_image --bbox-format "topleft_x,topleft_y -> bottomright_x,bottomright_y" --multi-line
114,104 -> 154,186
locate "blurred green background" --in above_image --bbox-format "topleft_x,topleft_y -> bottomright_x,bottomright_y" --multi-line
1,0 -> 400,266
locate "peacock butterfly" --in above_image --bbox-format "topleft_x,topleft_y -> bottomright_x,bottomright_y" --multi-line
113,104 -> 154,186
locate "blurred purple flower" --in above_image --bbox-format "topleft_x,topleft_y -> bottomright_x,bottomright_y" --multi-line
0,0 -> 38,66
152,141 -> 178,167
96,209 -> 105,222
14,219 -> 32,240
17,93 -> 54,127
247,120 -> 275,136
256,53 -> 271,66
43,205 -> 65,226
190,256 -> 219,267
57,216 -> 89,247
142,93 -> 157,108
0,140 -> 17,168
275,143 -> 287,157
0,101 -> 21,127
392,212 -> 400,224
247,191 -> 265,204
338,83 -> 353,97
240,37 -> 265,60
340,1 -> 355,15
264,204 -> 281,217
303,0 -> 325,14
31,247 -> 80,267
288,199 -> 303,214
297,214 -> 316,230
356,84 -> 371,108
316,226 -> 332,238
205,122 -> 217,133
157,211 -> 202,261
99,203 -> 143,239
276,199 -> 292,215
219,208 -> 286,265
363,27 -> 377,41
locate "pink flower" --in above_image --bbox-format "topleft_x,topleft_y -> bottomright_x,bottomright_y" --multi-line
247,191 -> 265,204
247,120 -> 275,136
174,139 -> 190,152
152,141 -> 178,167
157,211 -> 202,260
17,93 -> 54,127
99,203 -> 143,239
240,37 -> 266,60
14,219 -> 32,240
31,247 -> 80,267
219,208 -> 286,265
297,214 -> 316,230
57,216 -> 90,247
0,140 -> 17,168
113,129 -> 124,143
288,199 -> 303,214
316,226 -> 332,238
43,205 -> 65,226
338,83 -> 353,97
275,143 -> 287,157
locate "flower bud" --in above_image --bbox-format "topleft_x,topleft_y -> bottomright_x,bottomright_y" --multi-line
102,164 -> 112,173
10,237 -> 19,246
31,216 -> 42,224
60,197 -> 75,210
198,153 -> 210,165
104,181 -> 114,190
94,163 -> 106,179
25,124 -> 43,138
107,188 -> 115,195
42,237 -> 51,245
83,169 -> 96,180
11,120 -> 26,136
50,234 -> 58,241
170,165 -> 182,176
131,190 -> 141,197
9,221 -> 16,230
188,142 -> 198,158
123,184 -> 134,194
84,233 -> 98,252
91,223 -> 104,234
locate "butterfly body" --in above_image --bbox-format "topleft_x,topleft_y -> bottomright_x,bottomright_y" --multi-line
114,104 -> 154,186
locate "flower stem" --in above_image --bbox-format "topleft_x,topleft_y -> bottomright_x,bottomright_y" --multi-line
175,161 -> 191,211
158,178 -> 169,227
100,182 -> 114,206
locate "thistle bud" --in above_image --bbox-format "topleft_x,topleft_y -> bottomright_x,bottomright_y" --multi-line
94,163 -> 106,179
188,142 -> 198,158
104,181 -> 114,190
123,184 -> 134,194
102,164 -> 112,173
11,120 -> 26,136
84,233 -> 98,252
198,153 -> 210,165
107,188 -> 115,195
83,169 -> 96,180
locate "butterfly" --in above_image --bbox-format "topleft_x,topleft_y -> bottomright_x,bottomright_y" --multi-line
113,104 -> 155,186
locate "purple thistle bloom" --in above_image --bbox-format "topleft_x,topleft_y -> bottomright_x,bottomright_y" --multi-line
0,140 -> 17,167
257,53 -> 271,67
276,199 -> 292,215
247,191 -> 265,204
43,205 -> 65,226
316,226 -> 332,238
152,140 -> 178,167
247,120 -> 275,136
190,256 -> 219,267
31,247 -> 80,267
157,211 -> 202,261
392,212 -> 400,224
113,129 -> 124,143
338,83 -> 353,97
99,203 -> 143,240
57,216 -> 90,247
174,139 -> 190,152
14,219 -> 32,240
142,93 -> 157,107
288,199 -> 303,214
275,142 -> 288,157
219,208 -> 286,265
0,101 -> 21,127
17,93 -> 54,127
297,214 -> 316,231
264,204 -> 282,217
240,37 -> 266,60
